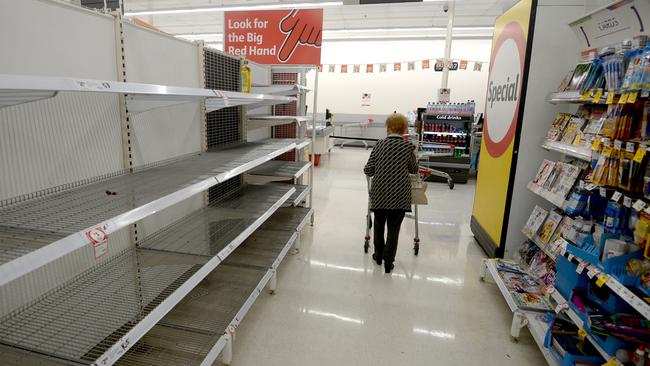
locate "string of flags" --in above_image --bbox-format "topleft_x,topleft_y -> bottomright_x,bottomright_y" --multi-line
318,59 -> 484,73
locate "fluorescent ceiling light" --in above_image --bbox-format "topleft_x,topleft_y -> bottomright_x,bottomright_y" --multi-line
125,2 -> 343,16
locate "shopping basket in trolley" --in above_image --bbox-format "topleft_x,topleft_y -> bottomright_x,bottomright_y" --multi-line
363,166 -> 433,256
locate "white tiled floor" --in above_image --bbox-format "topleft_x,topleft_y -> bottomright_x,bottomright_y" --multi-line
227,148 -> 547,366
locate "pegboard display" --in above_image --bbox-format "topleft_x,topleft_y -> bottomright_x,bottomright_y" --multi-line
272,72 -> 299,161
208,176 -> 243,205
204,48 -> 244,201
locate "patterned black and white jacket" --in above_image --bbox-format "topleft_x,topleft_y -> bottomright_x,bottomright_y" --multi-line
363,136 -> 418,211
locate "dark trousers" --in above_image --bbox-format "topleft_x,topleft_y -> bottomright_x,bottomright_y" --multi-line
373,209 -> 406,264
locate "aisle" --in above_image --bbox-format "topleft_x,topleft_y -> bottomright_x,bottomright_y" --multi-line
227,148 -> 547,366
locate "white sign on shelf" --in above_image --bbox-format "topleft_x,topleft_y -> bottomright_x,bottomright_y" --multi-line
569,0 -> 650,53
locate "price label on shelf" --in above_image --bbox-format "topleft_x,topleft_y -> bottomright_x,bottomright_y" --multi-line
628,91 -> 638,104
618,92 -> 629,104
623,196 -> 632,207
634,147 -> 646,163
576,263 -> 586,274
568,253 -> 575,262
600,187 -> 607,197
632,145 -> 646,164
606,91 -> 616,104
592,89 -> 603,103
614,140 -> 623,150
555,302 -> 567,314
592,139 -> 601,150
587,267 -> 598,278
611,191 -> 622,202
584,183 -> 597,191
577,327 -> 588,341
596,274 -> 610,287
580,90 -> 592,100
633,199 -> 646,212
626,142 -> 636,153
602,146 -> 613,157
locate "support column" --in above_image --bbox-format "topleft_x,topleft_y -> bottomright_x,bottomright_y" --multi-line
441,1 -> 455,90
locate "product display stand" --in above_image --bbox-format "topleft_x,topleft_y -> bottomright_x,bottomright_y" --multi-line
419,113 -> 473,184
478,1 -> 650,364
479,259 -> 562,366
0,3 -> 316,364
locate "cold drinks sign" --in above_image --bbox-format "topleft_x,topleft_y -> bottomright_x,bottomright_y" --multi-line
224,9 -> 323,65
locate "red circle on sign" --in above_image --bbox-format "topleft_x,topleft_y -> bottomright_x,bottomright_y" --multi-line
483,22 -> 527,158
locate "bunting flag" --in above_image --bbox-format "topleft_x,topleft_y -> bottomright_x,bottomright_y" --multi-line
318,64 -> 323,72
434,59 -> 444,72
320,59 -> 486,74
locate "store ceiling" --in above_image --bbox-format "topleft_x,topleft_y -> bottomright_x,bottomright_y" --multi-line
123,0 -> 516,43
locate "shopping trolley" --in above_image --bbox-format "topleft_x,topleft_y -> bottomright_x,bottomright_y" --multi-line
363,166 -> 433,256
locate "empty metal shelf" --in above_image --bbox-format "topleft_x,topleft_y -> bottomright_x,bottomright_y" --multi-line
0,74 -> 295,113
116,207 -> 311,366
0,139 -> 296,287
251,84 -> 310,96
139,185 -> 295,258
285,184 -> 310,206
268,138 -> 311,150
0,185 -> 295,366
247,116 -> 309,130
247,160 -> 311,179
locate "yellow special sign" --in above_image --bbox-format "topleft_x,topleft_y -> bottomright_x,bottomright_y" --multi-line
472,0 -> 534,253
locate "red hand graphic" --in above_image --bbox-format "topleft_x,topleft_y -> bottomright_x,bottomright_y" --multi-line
279,10 -> 322,63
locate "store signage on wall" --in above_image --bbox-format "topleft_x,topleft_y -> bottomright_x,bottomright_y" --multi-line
569,0 -> 649,53
438,88 -> 451,103
224,9 -> 323,64
361,93 -> 371,106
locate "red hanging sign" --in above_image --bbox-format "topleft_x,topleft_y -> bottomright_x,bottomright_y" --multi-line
224,9 -> 323,65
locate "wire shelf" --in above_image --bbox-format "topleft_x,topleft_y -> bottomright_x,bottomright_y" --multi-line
0,185 -> 294,365
116,207 -> 310,366
284,185 -> 310,207
0,139 -> 296,286
139,185 -> 294,257
247,160 -> 311,178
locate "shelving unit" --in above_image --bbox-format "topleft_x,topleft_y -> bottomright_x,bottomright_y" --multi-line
479,259 -> 560,366
0,139 -> 297,286
0,4 -> 317,365
116,207 -> 312,366
419,113 -> 473,184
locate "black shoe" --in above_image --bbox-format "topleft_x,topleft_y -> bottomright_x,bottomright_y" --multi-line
372,253 -> 382,266
384,262 -> 394,274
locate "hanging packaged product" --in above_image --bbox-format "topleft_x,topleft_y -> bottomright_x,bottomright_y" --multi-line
241,58 -> 251,93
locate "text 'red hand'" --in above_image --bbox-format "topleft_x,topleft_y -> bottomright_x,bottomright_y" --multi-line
279,10 -> 322,62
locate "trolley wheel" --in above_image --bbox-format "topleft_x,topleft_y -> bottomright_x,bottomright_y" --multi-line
448,179 -> 454,190
413,242 -> 419,256
364,240 -> 370,253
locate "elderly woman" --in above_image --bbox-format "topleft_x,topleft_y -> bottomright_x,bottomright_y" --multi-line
363,113 -> 418,274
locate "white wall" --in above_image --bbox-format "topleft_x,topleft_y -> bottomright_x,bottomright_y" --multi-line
306,39 -> 492,116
